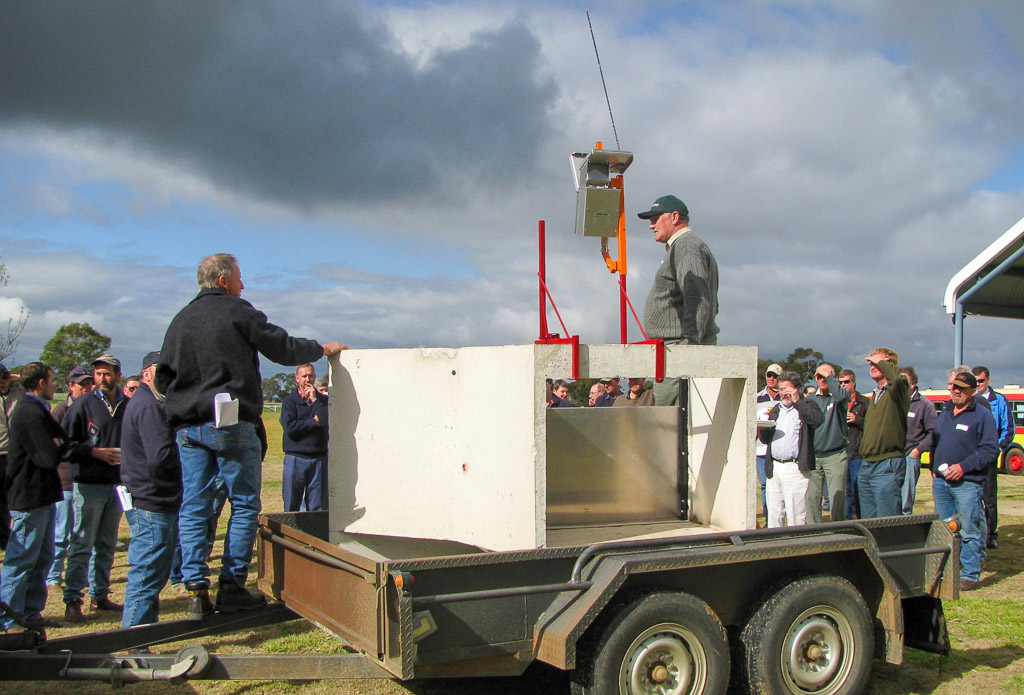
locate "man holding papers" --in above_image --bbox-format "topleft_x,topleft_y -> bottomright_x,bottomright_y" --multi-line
157,253 -> 345,620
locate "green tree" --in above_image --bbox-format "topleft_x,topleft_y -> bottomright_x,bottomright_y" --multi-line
40,323 -> 111,387
261,372 -> 295,403
0,257 -> 29,362
757,347 -> 843,390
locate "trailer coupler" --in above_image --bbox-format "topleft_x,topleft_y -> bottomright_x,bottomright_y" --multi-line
59,645 -> 211,687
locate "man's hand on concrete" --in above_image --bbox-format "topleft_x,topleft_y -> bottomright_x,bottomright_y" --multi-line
322,342 -> 347,357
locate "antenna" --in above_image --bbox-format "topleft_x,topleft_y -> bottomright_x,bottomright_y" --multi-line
586,10 -> 620,150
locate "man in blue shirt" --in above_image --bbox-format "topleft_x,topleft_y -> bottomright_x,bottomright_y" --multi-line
930,371 -> 998,591
972,366 -> 1014,550
280,364 -> 329,512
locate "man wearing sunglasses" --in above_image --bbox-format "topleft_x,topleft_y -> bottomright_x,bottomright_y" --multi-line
930,371 -> 998,591
971,366 -> 1013,550
637,195 -> 720,406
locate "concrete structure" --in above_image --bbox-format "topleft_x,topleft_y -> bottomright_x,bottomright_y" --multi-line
328,343 -> 756,552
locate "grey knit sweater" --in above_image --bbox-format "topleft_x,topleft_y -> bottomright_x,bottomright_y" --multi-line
643,229 -> 720,344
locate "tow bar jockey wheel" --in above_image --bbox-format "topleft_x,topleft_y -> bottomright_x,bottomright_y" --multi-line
570,591 -> 730,695
739,575 -> 873,695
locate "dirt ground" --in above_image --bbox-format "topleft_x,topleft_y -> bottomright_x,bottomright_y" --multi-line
2,467 -> 1023,694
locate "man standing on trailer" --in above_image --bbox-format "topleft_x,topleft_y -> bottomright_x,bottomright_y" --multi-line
157,253 -> 345,620
930,371 -> 998,591
638,195 -> 719,406
972,366 -> 1013,549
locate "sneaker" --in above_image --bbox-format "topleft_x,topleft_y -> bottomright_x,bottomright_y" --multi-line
215,577 -> 267,613
90,597 -> 123,613
960,578 -> 980,592
185,580 -> 214,621
64,599 -> 87,624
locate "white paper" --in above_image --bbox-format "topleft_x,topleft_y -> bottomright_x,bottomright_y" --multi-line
115,485 -> 134,512
214,392 -> 239,428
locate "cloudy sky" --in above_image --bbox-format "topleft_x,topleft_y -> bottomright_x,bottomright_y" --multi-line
3,0 -> 1024,389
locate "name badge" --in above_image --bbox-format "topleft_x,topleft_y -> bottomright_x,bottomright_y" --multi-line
826,403 -> 833,411
956,423 -> 969,432
907,411 -> 916,418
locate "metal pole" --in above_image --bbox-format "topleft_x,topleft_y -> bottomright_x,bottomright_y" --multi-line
953,303 -> 964,368
538,220 -> 548,339
951,242 -> 1024,366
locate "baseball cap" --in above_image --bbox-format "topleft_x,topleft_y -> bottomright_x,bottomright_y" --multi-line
68,366 -> 93,384
765,364 -> 783,377
952,372 -> 977,389
142,351 -> 161,370
637,194 -> 689,220
92,354 -> 121,371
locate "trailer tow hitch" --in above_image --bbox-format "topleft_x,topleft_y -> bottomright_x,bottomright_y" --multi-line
60,645 -> 211,686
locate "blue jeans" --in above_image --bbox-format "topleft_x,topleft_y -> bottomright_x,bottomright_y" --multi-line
846,458 -> 863,519
283,455 -> 327,512
933,477 -> 985,581
755,456 -> 768,516
64,482 -> 122,603
857,456 -> 905,518
902,456 -> 922,515
47,490 -> 75,585
176,421 -> 262,586
123,508 -> 178,627
170,477 -> 226,585
1,505 -> 56,628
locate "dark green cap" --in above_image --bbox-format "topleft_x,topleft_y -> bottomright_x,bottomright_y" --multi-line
637,194 -> 688,220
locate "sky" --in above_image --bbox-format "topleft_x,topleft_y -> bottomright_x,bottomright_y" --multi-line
3,0 -> 1024,390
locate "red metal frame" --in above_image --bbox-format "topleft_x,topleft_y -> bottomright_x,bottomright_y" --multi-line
536,220 -> 580,379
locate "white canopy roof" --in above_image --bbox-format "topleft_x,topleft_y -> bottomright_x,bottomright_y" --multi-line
944,215 -> 1024,320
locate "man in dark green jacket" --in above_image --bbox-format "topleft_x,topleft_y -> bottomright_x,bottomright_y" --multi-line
858,348 -> 910,518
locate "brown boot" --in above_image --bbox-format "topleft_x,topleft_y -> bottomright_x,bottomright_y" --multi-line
64,599 -> 86,624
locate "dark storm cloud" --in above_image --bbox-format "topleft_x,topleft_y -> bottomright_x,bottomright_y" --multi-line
0,1 -> 557,207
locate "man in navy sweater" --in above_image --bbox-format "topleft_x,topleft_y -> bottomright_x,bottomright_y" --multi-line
280,364 -> 329,512
1,362 -> 65,631
930,371 -> 998,591
120,351 -> 181,627
157,253 -> 345,619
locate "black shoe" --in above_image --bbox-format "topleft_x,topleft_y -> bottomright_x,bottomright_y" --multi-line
987,538 -> 998,550
24,617 -> 61,629
186,589 -> 214,621
64,599 -> 86,624
90,596 -> 123,612
960,578 -> 980,592
215,577 -> 267,613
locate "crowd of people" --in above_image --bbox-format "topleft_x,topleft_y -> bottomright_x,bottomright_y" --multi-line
0,253 -> 344,634
756,352 -> 1009,591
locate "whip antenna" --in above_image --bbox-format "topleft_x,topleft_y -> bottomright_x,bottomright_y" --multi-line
586,10 -> 620,150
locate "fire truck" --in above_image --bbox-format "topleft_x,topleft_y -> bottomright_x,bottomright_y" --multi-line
920,386 -> 1024,475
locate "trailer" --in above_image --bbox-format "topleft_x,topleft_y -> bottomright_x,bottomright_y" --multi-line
0,342 -> 961,695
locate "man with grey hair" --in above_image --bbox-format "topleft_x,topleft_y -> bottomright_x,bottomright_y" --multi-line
758,372 -> 823,527
157,253 -> 346,620
638,195 -> 719,405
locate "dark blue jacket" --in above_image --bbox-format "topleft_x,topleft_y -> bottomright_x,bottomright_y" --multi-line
280,389 -> 329,458
120,383 -> 182,514
6,394 -> 65,511
931,399 -> 999,484
62,388 -> 127,485
156,288 -> 324,430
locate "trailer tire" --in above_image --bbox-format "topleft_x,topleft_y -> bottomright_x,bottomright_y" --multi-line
1003,445 -> 1024,475
570,591 -> 729,695
738,574 -> 872,695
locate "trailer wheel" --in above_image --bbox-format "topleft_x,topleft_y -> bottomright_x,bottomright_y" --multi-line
738,575 -> 872,695
571,591 -> 729,695
1003,445 -> 1024,475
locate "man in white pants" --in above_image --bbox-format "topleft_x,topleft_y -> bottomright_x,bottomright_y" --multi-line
759,373 -> 824,527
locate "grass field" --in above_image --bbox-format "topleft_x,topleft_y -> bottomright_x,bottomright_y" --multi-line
3,414 -> 1024,694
